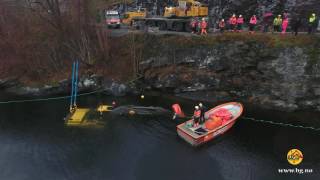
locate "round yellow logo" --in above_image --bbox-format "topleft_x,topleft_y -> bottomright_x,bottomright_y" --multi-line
287,149 -> 303,165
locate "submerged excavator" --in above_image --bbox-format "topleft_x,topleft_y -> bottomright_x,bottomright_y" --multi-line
131,0 -> 208,32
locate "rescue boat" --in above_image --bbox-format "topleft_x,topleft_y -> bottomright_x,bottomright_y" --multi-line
176,102 -> 243,146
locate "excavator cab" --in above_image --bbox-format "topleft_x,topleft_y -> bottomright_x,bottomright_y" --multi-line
122,8 -> 147,25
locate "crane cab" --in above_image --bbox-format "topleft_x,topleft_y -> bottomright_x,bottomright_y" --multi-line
164,0 -> 208,18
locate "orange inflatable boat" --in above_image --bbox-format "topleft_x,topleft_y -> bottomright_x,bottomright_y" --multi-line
176,102 -> 243,146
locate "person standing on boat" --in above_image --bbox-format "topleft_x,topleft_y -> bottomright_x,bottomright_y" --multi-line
199,103 -> 207,124
193,106 -> 201,127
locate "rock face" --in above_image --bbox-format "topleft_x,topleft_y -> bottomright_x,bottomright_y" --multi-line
1,75 -> 132,97
139,35 -> 320,112
102,80 -> 130,96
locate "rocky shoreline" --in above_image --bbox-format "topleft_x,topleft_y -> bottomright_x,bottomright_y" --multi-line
137,35 -> 320,112
0,75 -> 133,98
1,34 -> 320,114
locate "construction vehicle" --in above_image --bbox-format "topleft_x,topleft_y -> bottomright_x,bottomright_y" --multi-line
122,8 -> 147,25
132,0 -> 208,32
164,0 -> 208,18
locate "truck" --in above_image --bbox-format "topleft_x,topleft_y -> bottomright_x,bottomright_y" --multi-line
122,8 -> 147,26
132,0 -> 208,32
105,10 -> 121,29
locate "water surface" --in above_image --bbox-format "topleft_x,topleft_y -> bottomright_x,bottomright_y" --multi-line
0,93 -> 319,180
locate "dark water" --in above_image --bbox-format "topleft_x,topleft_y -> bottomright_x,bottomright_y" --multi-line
0,93 -> 319,180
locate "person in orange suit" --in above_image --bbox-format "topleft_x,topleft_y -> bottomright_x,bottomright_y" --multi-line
200,18 -> 208,35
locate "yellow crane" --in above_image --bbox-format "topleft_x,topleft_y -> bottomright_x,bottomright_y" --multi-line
132,0 -> 208,31
164,0 -> 208,18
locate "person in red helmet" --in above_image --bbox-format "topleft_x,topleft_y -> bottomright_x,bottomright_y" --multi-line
237,15 -> 244,32
190,17 -> 198,34
219,19 -> 226,33
249,15 -> 257,34
200,18 -> 208,35
229,14 -> 237,32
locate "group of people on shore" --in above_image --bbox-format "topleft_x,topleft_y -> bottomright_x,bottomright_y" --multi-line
190,17 -> 208,35
190,12 -> 318,35
218,14 -> 258,34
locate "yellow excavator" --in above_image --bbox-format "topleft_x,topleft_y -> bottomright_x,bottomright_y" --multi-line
132,0 -> 208,32
122,8 -> 147,25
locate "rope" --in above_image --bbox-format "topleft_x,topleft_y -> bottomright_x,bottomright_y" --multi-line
0,89 -> 105,104
242,116 -> 320,132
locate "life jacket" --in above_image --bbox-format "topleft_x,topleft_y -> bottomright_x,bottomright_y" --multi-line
201,21 -> 207,29
273,18 -> 282,26
194,110 -> 201,118
309,16 -> 316,23
230,17 -> 237,25
282,18 -> 289,27
219,21 -> 225,28
250,17 -> 257,24
237,17 -> 244,24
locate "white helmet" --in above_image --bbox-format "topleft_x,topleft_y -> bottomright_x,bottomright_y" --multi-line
199,103 -> 203,107
195,106 -> 199,110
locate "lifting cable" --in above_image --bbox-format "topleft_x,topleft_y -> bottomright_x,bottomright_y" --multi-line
242,116 -> 320,132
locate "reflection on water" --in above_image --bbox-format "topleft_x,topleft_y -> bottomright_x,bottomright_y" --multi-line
0,93 -> 319,180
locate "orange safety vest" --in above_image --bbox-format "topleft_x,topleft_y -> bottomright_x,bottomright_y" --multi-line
237,17 -> 244,24
201,21 -> 207,29
250,17 -> 257,24
230,17 -> 237,25
219,21 -> 225,28
194,110 -> 201,117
